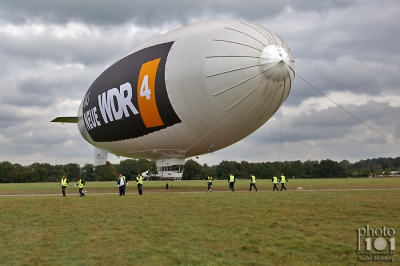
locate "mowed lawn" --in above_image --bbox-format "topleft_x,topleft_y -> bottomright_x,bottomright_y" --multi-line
0,178 -> 399,265
1,177 -> 400,195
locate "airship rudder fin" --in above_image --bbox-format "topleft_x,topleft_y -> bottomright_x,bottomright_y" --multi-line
51,117 -> 78,123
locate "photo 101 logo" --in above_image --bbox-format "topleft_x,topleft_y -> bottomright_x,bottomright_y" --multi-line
357,225 -> 395,262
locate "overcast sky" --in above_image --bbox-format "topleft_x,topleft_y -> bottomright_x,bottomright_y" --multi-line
1,0 -> 399,167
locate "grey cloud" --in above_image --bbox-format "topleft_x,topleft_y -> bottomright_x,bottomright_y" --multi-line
284,55 -> 392,106
0,26 -> 149,67
1,65 -> 95,107
0,108 -> 32,129
290,101 -> 399,129
0,126 -> 92,163
0,0 -> 356,27
248,100 -> 400,146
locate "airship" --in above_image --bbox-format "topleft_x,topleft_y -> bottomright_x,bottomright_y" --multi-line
52,19 -> 294,179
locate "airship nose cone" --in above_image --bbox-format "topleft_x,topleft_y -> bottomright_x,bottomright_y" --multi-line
260,45 -> 292,81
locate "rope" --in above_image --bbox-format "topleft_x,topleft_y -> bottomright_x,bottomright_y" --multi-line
295,72 -> 400,146
279,106 -> 283,163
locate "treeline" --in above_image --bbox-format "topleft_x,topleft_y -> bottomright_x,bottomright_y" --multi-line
1,157 -> 399,183
0,160 -> 155,183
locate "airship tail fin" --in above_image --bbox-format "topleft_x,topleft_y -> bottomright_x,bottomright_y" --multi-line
94,147 -> 108,166
51,117 -> 78,123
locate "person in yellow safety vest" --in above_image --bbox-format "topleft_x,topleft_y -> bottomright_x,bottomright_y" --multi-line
280,174 -> 288,191
207,176 -> 213,193
117,174 -> 127,196
272,176 -> 279,191
136,173 -> 143,195
76,178 -> 86,197
228,173 -> 235,192
59,175 -> 69,197
249,174 -> 258,191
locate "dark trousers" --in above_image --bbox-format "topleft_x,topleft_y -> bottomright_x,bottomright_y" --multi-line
229,182 -> 235,192
119,185 -> 126,196
61,186 -> 66,196
273,184 -> 279,191
137,184 -> 142,195
249,183 -> 258,191
280,183 -> 287,191
207,183 -> 212,191
79,188 -> 85,197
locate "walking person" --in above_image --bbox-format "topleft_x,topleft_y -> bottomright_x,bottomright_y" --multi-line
76,178 -> 86,197
59,175 -> 69,197
249,174 -> 258,191
272,176 -> 279,191
207,175 -> 213,192
117,174 -> 127,196
136,173 -> 143,195
280,174 -> 288,191
228,173 -> 235,192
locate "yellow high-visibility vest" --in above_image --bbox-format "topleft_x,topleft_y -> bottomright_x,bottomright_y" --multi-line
61,178 -> 68,186
118,176 -> 126,184
136,176 -> 143,185
229,175 -> 235,182
207,176 -> 213,183
273,176 -> 278,184
251,175 -> 256,183
280,176 -> 286,183
78,180 -> 85,188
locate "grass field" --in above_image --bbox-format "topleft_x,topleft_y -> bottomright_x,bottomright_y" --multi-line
0,178 -> 399,265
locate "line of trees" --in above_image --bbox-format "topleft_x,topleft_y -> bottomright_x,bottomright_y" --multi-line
177,157 -> 400,180
0,157 -> 399,183
0,159 -> 154,183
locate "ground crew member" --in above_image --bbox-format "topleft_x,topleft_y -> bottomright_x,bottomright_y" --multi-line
117,174 -> 127,196
228,173 -> 235,192
280,174 -> 288,191
136,173 -> 143,195
76,178 -> 86,197
272,176 -> 279,191
59,175 -> 69,197
207,176 -> 213,192
249,174 -> 258,191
